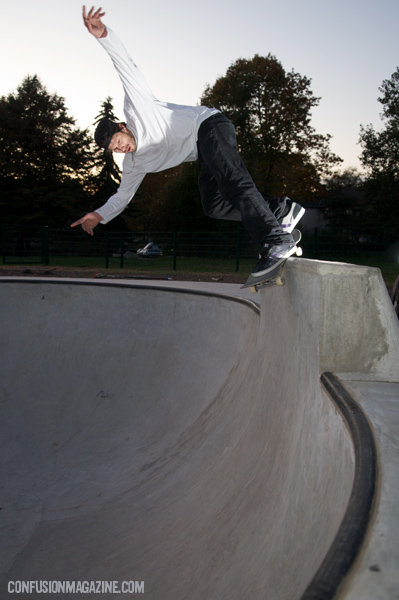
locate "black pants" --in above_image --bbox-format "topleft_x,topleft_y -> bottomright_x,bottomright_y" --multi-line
197,113 -> 291,246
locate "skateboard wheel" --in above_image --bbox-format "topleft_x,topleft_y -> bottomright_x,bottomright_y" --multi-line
295,246 -> 303,257
276,276 -> 285,286
250,285 -> 258,294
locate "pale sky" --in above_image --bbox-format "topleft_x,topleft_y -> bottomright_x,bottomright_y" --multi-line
1,0 -> 398,172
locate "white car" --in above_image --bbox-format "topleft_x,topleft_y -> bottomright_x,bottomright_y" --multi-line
136,243 -> 163,257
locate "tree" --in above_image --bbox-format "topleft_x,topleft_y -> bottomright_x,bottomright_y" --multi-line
360,68 -> 399,178
201,54 -> 342,200
88,97 -> 122,205
323,168 -> 367,238
0,75 -> 94,226
359,67 -> 399,232
121,167 -> 183,231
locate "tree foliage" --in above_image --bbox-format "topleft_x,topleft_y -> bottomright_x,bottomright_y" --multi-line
359,68 -> 399,231
360,68 -> 399,179
323,168 -> 366,233
88,96 -> 122,204
201,54 -> 342,200
0,75 -> 94,226
121,164 -> 213,232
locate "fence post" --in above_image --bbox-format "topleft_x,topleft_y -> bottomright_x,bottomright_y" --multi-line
313,227 -> 318,259
105,232 -> 110,269
173,232 -> 177,271
43,226 -> 49,265
235,227 -> 241,272
120,231 -> 125,269
1,224 -> 5,264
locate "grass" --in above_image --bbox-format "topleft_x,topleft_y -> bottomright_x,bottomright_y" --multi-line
2,252 -> 398,286
3,254 -> 255,273
1,254 -> 254,284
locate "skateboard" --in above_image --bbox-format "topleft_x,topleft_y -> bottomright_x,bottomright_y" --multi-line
241,229 -> 302,293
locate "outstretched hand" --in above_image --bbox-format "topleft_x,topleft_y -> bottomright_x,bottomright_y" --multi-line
70,212 -> 103,236
82,6 -> 107,38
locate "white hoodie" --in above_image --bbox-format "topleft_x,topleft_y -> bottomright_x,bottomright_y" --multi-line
95,28 -> 218,224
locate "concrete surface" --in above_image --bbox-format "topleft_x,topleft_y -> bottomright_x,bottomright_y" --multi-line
0,258 -> 398,599
337,380 -> 399,600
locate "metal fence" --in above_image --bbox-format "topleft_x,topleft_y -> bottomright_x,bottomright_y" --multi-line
0,225 -> 258,270
1,224 -> 399,283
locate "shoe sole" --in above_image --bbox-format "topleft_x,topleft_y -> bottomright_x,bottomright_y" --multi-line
251,245 -> 298,279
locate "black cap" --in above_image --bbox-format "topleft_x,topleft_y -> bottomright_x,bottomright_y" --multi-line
94,118 -> 121,150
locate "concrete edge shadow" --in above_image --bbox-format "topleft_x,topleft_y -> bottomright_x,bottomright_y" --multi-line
301,372 -> 378,600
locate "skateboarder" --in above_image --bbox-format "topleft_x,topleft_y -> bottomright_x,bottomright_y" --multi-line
71,6 -> 305,277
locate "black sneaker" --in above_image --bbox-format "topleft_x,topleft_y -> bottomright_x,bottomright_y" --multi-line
279,200 -> 305,233
251,242 -> 297,278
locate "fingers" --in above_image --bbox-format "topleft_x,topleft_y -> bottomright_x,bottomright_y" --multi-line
94,8 -> 105,19
86,6 -> 95,19
70,218 -> 94,235
82,223 -> 94,236
83,6 -> 105,21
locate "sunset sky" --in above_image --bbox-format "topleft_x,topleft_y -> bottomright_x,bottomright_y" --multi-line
2,0 -> 398,171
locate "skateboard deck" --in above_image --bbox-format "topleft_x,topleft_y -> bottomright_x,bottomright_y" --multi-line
241,229 -> 302,293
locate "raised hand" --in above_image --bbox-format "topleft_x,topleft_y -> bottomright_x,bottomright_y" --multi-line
82,6 -> 107,38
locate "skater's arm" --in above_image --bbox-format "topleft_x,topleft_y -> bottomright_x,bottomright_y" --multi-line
93,170 -> 146,224
83,6 -> 156,108
97,29 -> 157,107
71,170 -> 145,234
82,6 -> 107,38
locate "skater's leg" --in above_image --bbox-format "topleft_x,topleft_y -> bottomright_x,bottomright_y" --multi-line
198,159 -> 242,222
198,122 -> 305,231
267,196 -> 287,221
197,113 -> 293,246
199,162 -> 288,223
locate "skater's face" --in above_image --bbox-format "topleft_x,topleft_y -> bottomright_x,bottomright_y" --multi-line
108,125 -> 136,154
